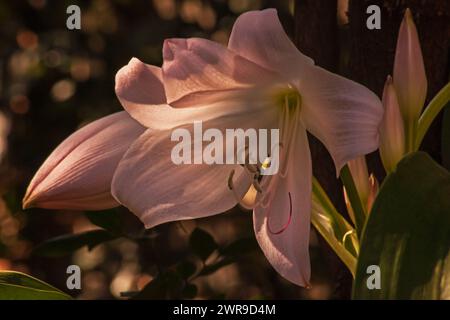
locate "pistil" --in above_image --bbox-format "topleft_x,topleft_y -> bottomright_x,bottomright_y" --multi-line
226,86 -> 302,235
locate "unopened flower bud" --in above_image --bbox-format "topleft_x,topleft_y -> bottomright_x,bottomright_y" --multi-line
380,75 -> 405,173
393,8 -> 427,125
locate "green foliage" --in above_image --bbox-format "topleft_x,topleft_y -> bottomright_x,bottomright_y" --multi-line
0,271 -> 71,300
132,271 -> 186,300
182,284 -> 198,299
189,228 -> 218,261
441,106 -> 450,170
353,152 -> 450,299
311,178 -> 358,276
32,221 -> 259,299
416,82 -> 450,150
33,229 -> 117,257
219,236 -> 258,257
176,261 -> 197,279
130,268 -> 198,300
197,257 -> 234,277
85,209 -> 123,235
127,231 -> 259,299
340,165 -> 366,237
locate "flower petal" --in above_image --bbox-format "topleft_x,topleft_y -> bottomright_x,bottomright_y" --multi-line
112,106 -> 278,228
162,37 -> 275,106
23,112 -> 145,210
115,58 -> 168,127
253,126 -> 312,286
111,133 -> 244,228
228,9 -> 313,74
299,65 -> 383,174
117,76 -> 277,131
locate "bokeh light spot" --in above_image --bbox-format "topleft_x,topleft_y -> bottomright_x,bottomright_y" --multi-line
51,79 -> 76,102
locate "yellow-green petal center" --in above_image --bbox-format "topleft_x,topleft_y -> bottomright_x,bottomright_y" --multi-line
272,86 -> 302,114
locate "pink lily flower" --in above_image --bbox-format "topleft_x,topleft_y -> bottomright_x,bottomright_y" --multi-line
24,9 -> 382,286
112,9 -> 382,286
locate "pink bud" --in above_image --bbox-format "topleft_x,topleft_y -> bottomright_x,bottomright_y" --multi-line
393,8 -> 427,123
22,112 -> 144,210
380,76 -> 405,173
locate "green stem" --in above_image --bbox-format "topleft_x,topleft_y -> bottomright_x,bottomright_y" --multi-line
312,178 -> 354,241
312,178 -> 358,276
415,82 -> 450,150
340,165 -> 366,238
405,120 -> 416,154
311,215 -> 357,277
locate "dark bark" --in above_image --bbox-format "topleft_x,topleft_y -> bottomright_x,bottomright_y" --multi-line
294,0 -> 353,300
294,0 -> 345,213
295,0 -> 339,71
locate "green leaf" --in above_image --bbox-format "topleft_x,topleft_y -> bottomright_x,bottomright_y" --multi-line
415,82 -> 450,150
182,284 -> 198,299
441,106 -> 450,171
312,178 -> 357,277
340,165 -> 366,237
132,276 -> 167,300
33,229 -> 117,257
176,261 -> 197,279
220,237 -> 258,257
353,152 -> 450,299
198,258 -> 234,277
0,271 -> 71,300
133,271 -> 184,300
189,228 -> 217,261
85,209 -> 123,235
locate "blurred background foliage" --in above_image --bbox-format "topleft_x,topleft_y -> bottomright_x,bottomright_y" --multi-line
0,0 -> 342,299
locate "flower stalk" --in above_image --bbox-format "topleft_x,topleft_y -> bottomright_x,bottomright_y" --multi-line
340,165 -> 366,238
415,82 -> 450,150
312,177 -> 357,276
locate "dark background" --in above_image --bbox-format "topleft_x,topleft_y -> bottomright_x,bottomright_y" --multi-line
0,0 -> 448,299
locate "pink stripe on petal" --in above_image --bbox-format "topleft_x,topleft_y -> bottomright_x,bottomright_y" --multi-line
254,127 -> 312,287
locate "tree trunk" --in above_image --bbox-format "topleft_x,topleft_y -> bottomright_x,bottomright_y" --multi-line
294,0 -> 353,300
294,1 -> 344,212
